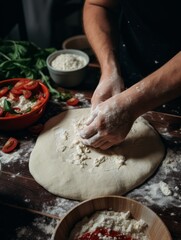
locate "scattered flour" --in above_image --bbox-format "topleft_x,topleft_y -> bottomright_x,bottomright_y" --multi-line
0,140 -> 34,165
127,148 -> 181,208
41,197 -> 79,217
0,150 -> 22,164
159,181 -> 172,196
15,216 -> 58,240
32,217 -> 57,235
162,148 -> 181,173
11,173 -> 21,178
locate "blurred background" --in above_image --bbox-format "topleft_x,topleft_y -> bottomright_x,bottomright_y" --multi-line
0,0 -> 84,48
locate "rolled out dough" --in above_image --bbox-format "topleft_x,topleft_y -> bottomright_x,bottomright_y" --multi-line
29,108 -> 165,200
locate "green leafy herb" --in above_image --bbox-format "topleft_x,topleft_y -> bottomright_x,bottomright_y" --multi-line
3,99 -> 12,112
59,92 -> 73,101
23,107 -> 31,113
3,99 -> 18,114
0,39 -> 62,99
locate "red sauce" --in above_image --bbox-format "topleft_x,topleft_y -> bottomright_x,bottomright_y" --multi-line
76,227 -> 135,240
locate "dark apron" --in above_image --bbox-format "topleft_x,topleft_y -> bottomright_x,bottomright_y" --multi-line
118,0 -> 181,87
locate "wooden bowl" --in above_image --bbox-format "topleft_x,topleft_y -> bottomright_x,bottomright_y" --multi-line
62,35 -> 94,57
53,196 -> 172,240
0,78 -> 49,131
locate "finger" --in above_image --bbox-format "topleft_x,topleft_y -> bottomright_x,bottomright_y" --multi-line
91,139 -> 108,148
99,141 -> 114,150
91,100 -> 101,111
93,141 -> 108,148
81,133 -> 101,146
85,109 -> 98,125
79,124 -> 97,139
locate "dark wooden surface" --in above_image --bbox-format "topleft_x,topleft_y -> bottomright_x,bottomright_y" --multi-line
0,67 -> 181,240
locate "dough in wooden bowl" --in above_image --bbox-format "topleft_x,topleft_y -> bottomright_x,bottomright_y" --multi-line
29,108 -> 165,200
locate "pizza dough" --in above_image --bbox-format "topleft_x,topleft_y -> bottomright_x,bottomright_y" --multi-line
29,108 -> 165,200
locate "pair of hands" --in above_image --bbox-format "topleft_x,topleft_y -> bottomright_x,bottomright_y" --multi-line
80,72 -> 135,150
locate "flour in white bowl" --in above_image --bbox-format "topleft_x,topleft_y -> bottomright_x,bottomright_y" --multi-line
51,53 -> 87,71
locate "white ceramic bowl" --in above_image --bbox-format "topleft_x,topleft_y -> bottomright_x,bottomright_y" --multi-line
53,196 -> 172,240
46,49 -> 89,88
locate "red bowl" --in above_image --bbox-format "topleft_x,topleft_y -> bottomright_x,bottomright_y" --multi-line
0,78 -> 50,131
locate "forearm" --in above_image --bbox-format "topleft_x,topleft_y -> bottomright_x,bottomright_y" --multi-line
83,0 -> 120,75
121,52 -> 181,118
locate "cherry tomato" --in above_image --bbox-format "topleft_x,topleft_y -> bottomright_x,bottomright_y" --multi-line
0,87 -> 9,98
2,137 -> 19,153
13,79 -> 30,89
66,97 -> 79,106
5,112 -> 16,117
24,80 -> 39,90
11,79 -> 32,95
11,87 -> 24,95
32,102 -> 42,111
32,93 -> 45,110
35,92 -> 45,103
22,89 -> 32,99
0,106 -> 4,116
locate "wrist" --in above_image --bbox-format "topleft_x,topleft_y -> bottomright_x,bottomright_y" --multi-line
100,49 -> 120,72
100,58 -> 124,85
115,90 -> 143,122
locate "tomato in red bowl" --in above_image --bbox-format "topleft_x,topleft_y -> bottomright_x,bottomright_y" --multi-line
0,78 -> 50,131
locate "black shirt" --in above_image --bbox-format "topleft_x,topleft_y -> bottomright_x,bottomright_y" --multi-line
118,0 -> 181,86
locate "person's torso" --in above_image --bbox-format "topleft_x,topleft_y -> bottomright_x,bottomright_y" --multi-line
119,0 -> 181,86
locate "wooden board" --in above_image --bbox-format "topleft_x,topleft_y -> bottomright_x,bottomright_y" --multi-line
0,67 -> 181,239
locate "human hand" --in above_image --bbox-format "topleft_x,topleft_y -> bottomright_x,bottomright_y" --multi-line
91,70 -> 125,109
80,94 -> 135,150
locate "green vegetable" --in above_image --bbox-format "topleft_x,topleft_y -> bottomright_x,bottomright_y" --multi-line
0,39 -> 62,99
59,92 -> 73,101
23,107 -> 31,113
3,99 -> 18,114
3,99 -> 12,112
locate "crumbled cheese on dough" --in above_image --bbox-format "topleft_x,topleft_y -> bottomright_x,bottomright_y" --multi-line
94,156 -> 107,167
54,117 -> 126,169
115,155 -> 126,168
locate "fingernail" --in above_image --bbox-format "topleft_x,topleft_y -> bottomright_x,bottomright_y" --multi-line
79,130 -> 86,138
81,139 -> 90,146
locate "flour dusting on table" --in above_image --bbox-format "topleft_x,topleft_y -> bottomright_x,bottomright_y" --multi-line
41,197 -> 79,217
15,216 -> 58,240
127,148 -> 181,209
0,139 -> 35,165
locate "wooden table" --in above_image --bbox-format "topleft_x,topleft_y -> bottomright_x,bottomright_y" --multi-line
0,67 -> 181,240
